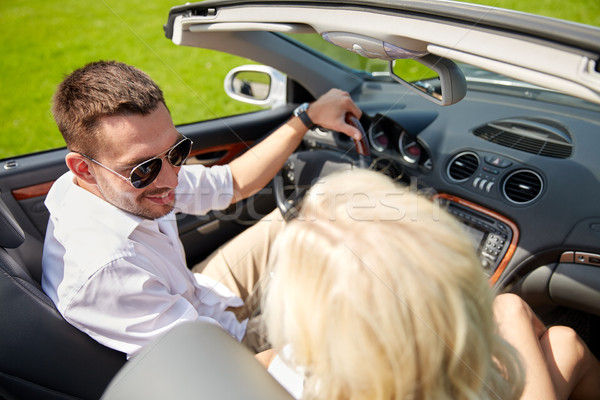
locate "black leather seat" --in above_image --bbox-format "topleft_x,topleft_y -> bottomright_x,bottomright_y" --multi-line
0,199 -> 126,400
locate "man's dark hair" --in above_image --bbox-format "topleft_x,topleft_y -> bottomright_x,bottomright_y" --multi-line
52,60 -> 166,156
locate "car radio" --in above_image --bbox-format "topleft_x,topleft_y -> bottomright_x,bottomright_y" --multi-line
437,196 -> 515,278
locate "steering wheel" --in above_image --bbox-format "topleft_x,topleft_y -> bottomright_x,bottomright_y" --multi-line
274,113 -> 371,220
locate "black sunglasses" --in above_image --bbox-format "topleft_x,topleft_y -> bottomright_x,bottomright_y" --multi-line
81,137 -> 193,189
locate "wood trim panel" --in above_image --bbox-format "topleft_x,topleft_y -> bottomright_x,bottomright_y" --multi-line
188,142 -> 254,166
12,181 -> 55,201
435,193 -> 520,286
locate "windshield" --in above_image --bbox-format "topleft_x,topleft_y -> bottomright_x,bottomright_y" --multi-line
283,33 -> 600,111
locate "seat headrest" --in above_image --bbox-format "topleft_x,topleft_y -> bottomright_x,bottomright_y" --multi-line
0,199 -> 25,249
101,321 -> 293,400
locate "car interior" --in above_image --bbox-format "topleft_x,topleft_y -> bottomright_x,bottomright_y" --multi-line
0,197 -> 125,399
1,0 -> 600,399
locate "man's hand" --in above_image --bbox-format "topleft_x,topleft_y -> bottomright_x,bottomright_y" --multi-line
229,88 -> 362,203
306,89 -> 363,140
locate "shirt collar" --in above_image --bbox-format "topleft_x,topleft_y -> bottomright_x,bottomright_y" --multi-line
48,171 -> 146,240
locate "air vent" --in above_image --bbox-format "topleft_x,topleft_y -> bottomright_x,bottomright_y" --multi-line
447,152 -> 479,182
503,170 -> 544,204
473,117 -> 572,158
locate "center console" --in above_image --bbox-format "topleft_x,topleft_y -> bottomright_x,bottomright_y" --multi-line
437,194 -> 518,283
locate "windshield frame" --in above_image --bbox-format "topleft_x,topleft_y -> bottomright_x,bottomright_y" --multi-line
280,32 -> 600,111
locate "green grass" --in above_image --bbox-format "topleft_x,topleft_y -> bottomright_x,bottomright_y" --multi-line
0,0 -> 258,159
1,0 -> 598,159
460,0 -> 600,26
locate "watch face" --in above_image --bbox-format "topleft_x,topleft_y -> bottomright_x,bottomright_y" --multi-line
294,102 -> 309,116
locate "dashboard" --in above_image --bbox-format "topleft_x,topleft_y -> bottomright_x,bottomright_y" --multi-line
302,84 -> 600,287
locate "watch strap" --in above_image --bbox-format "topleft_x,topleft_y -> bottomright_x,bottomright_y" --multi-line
294,102 -> 316,130
297,109 -> 316,130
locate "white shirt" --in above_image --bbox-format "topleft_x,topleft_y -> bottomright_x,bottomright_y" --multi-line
268,345 -> 305,399
42,164 -> 247,357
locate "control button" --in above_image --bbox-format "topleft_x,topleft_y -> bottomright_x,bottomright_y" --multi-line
482,166 -> 499,174
473,177 -> 480,187
574,252 -> 600,266
479,179 -> 487,190
286,170 -> 295,183
484,155 -> 512,168
486,181 -> 495,192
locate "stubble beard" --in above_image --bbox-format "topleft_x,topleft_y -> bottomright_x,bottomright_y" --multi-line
97,181 -> 175,220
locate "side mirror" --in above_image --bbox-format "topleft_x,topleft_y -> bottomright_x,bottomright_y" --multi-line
224,65 -> 287,108
390,55 -> 467,106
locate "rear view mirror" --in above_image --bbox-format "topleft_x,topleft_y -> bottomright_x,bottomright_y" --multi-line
390,54 -> 467,106
319,32 -> 466,106
224,65 -> 287,108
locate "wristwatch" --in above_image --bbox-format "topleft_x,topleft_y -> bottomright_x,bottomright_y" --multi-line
293,102 -> 316,130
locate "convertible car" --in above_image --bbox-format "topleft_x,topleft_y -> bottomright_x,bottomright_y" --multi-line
1,0 -> 600,399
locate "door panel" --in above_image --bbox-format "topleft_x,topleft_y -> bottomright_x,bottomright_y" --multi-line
0,149 -> 69,281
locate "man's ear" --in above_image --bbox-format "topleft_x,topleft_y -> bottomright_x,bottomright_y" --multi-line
65,152 -> 97,185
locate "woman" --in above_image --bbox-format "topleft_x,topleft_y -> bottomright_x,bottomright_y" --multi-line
258,169 -> 600,400
260,169 -> 524,399
494,293 -> 600,400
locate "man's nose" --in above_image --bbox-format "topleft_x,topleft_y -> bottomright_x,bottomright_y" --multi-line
153,157 -> 179,188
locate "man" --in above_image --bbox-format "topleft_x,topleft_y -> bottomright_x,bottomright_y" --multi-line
42,60 -> 362,358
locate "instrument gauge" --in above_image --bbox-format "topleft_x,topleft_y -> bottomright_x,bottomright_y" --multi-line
367,124 -> 389,152
398,131 -> 422,165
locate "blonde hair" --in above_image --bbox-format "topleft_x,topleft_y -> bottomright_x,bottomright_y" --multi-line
262,169 -> 523,400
